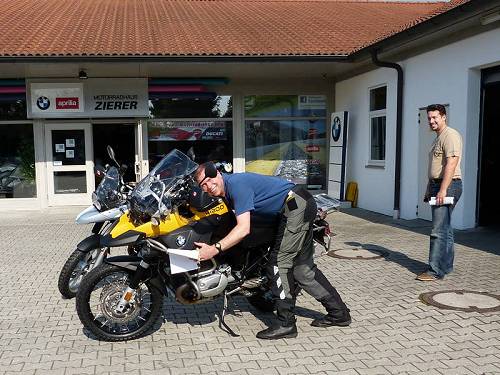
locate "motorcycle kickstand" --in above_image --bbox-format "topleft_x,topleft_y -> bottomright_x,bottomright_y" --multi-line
218,290 -> 240,337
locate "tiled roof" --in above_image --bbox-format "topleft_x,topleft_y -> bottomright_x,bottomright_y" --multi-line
0,0 -> 471,58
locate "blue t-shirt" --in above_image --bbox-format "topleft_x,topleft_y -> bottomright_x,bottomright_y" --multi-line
222,172 -> 294,218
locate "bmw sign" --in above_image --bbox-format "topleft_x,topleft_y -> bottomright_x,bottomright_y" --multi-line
175,235 -> 186,247
36,96 -> 50,110
331,116 -> 342,142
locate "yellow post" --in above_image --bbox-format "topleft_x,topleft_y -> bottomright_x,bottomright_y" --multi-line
345,181 -> 358,208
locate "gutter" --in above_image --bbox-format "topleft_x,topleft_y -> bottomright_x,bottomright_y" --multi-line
371,50 -> 403,220
0,54 -> 350,64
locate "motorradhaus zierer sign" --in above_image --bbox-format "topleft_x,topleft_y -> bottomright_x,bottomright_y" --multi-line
27,79 -> 148,118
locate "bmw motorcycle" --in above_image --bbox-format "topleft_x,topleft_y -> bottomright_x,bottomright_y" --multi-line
75,149 -> 335,341
58,146 -> 131,299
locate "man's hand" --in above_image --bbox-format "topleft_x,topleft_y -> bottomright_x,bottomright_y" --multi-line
194,242 -> 218,261
436,189 -> 447,206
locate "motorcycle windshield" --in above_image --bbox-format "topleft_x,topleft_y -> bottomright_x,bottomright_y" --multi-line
129,149 -> 198,218
95,166 -> 121,209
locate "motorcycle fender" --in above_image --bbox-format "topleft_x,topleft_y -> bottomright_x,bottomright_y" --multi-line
76,234 -> 101,252
105,255 -> 141,271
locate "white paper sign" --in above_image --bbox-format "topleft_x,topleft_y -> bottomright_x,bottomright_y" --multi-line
53,161 -> 62,166
66,149 -> 74,158
167,249 -> 199,274
55,144 -> 65,153
66,138 -> 75,147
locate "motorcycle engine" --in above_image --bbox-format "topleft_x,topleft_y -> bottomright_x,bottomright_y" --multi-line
175,265 -> 233,304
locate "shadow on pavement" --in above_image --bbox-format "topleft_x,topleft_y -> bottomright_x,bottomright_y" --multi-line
344,241 -> 428,276
342,208 -> 500,256
80,295 -> 324,341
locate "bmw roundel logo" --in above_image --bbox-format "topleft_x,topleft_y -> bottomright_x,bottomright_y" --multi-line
36,96 -> 50,110
175,235 -> 186,247
332,116 -> 342,142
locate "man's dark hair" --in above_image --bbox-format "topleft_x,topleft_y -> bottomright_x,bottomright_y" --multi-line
426,104 -> 446,116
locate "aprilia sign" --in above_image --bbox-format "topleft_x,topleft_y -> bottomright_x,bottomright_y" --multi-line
56,97 -> 79,109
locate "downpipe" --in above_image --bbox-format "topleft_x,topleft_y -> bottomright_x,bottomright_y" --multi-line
371,49 -> 404,220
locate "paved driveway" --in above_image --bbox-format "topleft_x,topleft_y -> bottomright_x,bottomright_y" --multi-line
0,207 -> 499,375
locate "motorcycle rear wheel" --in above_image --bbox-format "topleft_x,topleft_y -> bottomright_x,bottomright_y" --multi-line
76,263 -> 163,342
58,249 -> 101,299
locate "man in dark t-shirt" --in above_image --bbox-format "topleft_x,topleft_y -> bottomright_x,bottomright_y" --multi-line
195,164 -> 351,340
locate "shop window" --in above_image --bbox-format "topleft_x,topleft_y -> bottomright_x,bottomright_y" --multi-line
0,99 -> 27,121
147,96 -> 233,168
0,123 -> 36,198
244,95 -> 327,190
369,86 -> 386,164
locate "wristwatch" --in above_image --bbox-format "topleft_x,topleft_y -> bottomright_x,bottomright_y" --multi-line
214,242 -> 222,254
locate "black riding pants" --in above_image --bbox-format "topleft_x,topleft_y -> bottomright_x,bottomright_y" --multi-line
267,186 -> 348,326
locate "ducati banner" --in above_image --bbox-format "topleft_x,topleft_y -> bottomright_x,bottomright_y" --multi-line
148,120 -> 227,141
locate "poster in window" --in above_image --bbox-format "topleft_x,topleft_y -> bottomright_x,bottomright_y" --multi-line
55,144 -> 65,153
66,138 -> 75,147
66,149 -> 75,159
148,121 -> 227,141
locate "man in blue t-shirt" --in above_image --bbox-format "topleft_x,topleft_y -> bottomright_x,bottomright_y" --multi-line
195,163 -> 351,340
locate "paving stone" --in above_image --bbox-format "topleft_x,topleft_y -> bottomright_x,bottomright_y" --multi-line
0,207 -> 498,375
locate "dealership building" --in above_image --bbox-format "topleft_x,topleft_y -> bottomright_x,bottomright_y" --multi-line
0,0 -> 499,229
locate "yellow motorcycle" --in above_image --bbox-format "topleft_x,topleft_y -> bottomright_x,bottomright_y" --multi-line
76,150 -> 276,341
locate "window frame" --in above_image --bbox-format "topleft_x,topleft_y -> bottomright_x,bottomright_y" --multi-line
367,85 -> 387,167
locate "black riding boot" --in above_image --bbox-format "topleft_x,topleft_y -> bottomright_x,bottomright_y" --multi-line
311,296 -> 351,327
256,298 -> 298,340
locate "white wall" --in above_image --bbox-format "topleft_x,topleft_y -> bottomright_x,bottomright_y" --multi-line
335,27 -> 500,229
336,69 -> 398,216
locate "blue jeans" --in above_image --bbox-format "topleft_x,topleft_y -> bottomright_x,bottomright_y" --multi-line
428,179 -> 462,278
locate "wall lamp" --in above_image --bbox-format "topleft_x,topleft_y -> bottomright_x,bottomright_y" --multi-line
78,70 -> 88,80
480,11 -> 500,26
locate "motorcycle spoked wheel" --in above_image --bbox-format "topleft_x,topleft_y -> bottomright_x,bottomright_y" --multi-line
76,263 -> 163,342
58,248 -> 102,299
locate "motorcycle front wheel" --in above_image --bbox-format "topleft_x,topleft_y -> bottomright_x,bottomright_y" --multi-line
76,263 -> 163,341
58,248 -> 102,299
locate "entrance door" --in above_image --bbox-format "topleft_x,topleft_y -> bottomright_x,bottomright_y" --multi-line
478,78 -> 500,226
92,123 -> 137,184
45,123 -> 93,206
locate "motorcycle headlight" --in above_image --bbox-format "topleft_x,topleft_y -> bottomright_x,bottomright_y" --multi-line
92,192 -> 102,211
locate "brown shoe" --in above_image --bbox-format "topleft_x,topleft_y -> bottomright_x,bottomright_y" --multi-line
416,272 -> 440,281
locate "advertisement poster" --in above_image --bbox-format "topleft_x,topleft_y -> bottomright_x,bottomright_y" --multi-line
148,121 -> 227,141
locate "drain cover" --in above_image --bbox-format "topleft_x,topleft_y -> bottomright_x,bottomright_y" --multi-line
327,247 -> 387,260
419,290 -> 500,313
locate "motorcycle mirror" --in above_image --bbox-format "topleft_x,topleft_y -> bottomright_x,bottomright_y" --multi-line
187,147 -> 196,161
106,145 -> 120,167
204,162 -> 217,179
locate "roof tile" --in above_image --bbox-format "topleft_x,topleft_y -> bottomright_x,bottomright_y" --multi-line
0,0 -> 471,57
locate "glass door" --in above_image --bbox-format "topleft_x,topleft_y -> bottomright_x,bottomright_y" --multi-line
45,123 -> 93,206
